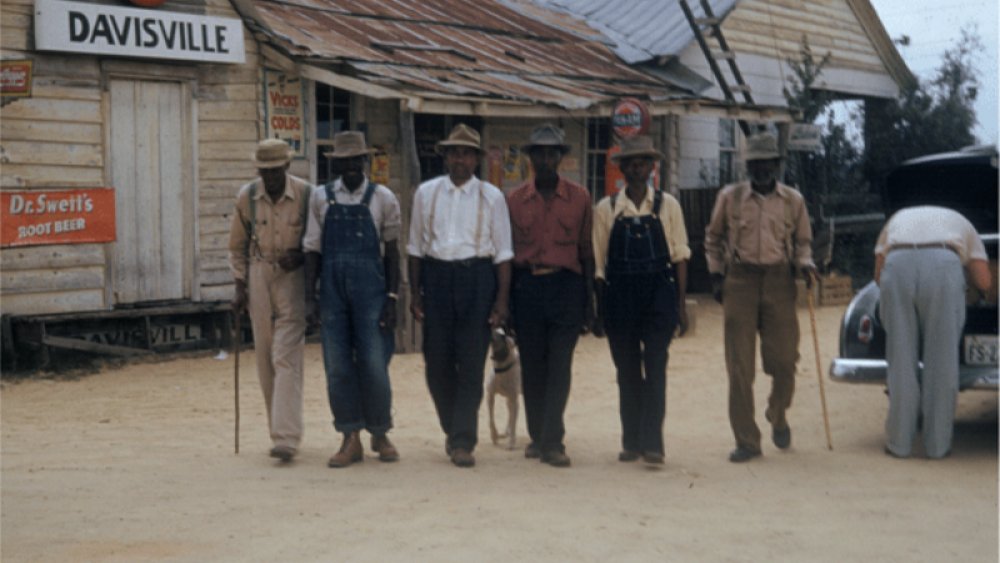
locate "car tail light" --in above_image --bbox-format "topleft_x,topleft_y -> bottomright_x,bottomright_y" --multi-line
858,315 -> 874,344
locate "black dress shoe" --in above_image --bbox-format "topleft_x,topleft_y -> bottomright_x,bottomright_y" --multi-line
642,452 -> 665,465
524,443 -> 541,459
541,450 -> 571,467
450,448 -> 476,467
269,445 -> 295,462
728,447 -> 761,463
618,450 -> 640,462
772,426 -> 791,449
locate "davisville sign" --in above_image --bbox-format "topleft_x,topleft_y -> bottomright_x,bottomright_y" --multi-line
34,0 -> 245,64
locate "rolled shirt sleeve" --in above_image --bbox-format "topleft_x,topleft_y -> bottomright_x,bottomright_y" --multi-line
406,182 -> 429,258
302,187 -> 326,254
489,189 -> 514,264
592,196 -> 613,281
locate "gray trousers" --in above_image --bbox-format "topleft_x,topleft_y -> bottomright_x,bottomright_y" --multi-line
880,248 -> 965,458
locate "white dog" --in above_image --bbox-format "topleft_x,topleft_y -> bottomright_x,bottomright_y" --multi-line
486,328 -> 521,450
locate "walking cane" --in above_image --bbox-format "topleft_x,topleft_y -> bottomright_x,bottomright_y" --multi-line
805,274 -> 833,450
233,308 -> 241,455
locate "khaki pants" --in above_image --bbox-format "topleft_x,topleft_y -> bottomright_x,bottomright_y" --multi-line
248,260 -> 306,450
723,264 -> 799,451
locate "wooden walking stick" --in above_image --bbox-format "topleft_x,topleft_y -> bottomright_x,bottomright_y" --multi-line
233,308 -> 241,455
805,275 -> 833,450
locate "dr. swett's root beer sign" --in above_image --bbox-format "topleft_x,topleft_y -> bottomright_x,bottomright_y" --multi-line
1,189 -> 116,248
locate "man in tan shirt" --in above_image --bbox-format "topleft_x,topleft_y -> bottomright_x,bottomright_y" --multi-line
704,132 -> 816,463
229,139 -> 313,463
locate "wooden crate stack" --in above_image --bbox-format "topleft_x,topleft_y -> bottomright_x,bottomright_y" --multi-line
819,274 -> 853,306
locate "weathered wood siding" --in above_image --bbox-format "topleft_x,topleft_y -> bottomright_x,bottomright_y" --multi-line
0,0 -> 263,315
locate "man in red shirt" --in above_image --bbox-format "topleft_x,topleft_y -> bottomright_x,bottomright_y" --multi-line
507,124 -> 595,467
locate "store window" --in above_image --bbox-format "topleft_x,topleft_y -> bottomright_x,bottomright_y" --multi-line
315,84 -> 352,185
719,118 -> 738,186
585,117 -> 611,202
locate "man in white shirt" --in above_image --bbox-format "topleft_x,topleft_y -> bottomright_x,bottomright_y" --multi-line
875,205 -> 991,459
407,123 -> 514,468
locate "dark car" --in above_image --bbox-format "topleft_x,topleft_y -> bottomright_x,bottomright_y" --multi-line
829,145 -> 998,390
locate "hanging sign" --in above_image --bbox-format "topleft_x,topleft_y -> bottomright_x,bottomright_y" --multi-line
34,0 -> 245,64
2,188 -> 117,248
370,146 -> 390,185
612,97 -> 651,139
264,72 -> 305,157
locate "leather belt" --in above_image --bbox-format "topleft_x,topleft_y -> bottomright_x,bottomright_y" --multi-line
889,242 -> 957,255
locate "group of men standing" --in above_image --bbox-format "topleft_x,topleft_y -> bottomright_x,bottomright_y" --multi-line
232,122 -> 979,470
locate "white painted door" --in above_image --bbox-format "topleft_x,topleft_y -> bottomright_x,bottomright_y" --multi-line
109,79 -> 190,304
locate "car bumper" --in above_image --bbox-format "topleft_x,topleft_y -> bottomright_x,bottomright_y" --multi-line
829,359 -> 999,391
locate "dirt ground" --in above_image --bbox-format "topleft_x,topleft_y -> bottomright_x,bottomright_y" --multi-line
2,299 -> 997,562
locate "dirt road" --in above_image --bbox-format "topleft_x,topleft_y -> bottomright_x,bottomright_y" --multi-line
2,299 -> 997,562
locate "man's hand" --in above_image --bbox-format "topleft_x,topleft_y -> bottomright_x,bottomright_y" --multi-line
488,300 -> 509,330
409,292 -> 424,323
676,301 -> 689,337
232,280 -> 248,313
800,265 -> 819,289
710,273 -> 725,304
305,294 -> 320,332
379,297 -> 398,331
277,248 -> 305,272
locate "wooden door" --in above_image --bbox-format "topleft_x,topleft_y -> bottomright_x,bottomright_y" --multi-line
109,79 -> 191,304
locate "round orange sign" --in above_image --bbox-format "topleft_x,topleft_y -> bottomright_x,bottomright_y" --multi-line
612,97 -> 651,139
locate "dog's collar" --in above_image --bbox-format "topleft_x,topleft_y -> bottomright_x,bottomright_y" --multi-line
493,360 -> 516,373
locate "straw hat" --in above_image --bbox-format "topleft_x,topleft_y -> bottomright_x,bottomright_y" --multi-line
522,123 -> 571,154
436,123 -> 482,154
323,131 -> 373,159
610,135 -> 664,163
251,138 -> 293,168
745,133 -> 781,161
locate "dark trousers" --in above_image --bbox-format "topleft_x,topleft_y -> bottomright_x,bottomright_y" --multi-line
604,270 -> 677,455
421,258 -> 496,452
512,269 -> 585,454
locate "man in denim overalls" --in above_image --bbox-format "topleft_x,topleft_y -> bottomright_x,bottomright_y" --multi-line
304,131 -> 402,468
593,135 -> 690,465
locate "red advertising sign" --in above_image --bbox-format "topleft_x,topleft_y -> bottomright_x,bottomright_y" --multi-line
1,60 -> 33,97
1,188 -> 117,247
611,97 -> 651,139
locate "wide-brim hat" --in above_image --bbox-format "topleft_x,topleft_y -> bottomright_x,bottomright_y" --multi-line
436,123 -> 483,154
610,135 -> 663,163
522,123 -> 571,154
323,131 -> 373,159
745,132 -> 782,161
251,138 -> 293,168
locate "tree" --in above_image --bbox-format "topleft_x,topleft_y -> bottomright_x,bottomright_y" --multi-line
862,28 -> 982,187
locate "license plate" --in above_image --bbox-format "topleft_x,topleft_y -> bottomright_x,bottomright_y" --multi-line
964,335 -> 998,365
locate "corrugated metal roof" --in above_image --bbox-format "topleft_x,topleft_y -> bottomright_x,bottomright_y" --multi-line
247,0 -> 697,110
527,0 -> 738,64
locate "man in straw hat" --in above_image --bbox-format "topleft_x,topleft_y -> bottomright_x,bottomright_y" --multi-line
229,138 -> 314,463
507,123 -> 594,467
407,123 -> 513,468
592,135 -> 690,466
704,131 -> 816,463
303,131 -> 402,468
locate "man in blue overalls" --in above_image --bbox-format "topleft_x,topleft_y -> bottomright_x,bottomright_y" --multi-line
304,131 -> 402,468
593,135 -> 690,465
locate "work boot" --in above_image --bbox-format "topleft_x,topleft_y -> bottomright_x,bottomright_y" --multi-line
371,434 -> 400,462
327,431 -> 363,468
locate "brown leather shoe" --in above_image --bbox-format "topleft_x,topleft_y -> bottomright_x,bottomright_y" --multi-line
269,445 -> 296,463
450,448 -> 475,467
618,450 -> 640,462
371,434 -> 399,462
327,431 -> 363,468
